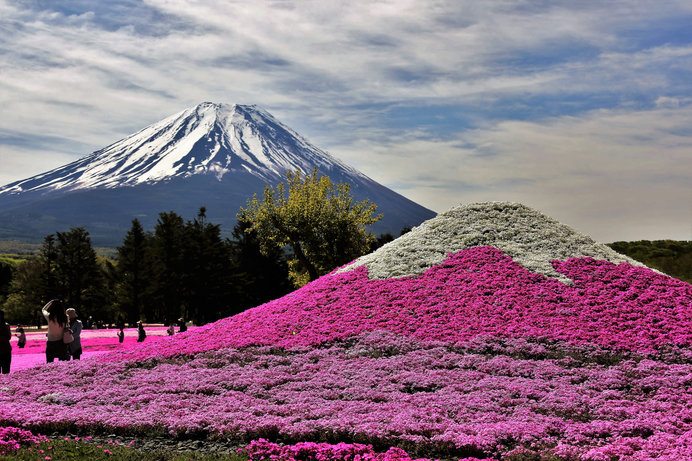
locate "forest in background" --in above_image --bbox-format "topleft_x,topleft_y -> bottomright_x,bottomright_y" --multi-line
607,240 -> 692,283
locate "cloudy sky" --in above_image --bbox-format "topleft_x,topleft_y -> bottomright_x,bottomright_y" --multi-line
1,0 -> 690,242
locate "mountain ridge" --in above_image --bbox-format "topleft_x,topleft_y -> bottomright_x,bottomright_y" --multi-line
0,103 -> 366,195
0,102 -> 436,245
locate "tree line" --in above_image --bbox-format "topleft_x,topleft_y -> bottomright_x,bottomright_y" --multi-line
0,170 -> 401,326
1,208 -> 293,327
607,240 -> 692,283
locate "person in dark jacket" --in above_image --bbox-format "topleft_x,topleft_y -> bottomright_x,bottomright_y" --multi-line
0,310 -> 11,374
137,321 -> 146,342
66,308 -> 83,360
15,326 -> 26,348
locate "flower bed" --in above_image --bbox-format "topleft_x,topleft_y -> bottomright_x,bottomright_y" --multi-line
8,326 -> 194,372
0,246 -> 690,459
1,331 -> 690,459
104,247 -> 691,364
0,425 -> 49,455
240,438 -> 476,461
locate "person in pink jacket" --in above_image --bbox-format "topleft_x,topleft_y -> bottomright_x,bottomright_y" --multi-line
41,299 -> 69,362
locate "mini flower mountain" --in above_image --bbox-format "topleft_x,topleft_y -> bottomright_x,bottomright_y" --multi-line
0,102 -> 435,245
1,202 -> 691,460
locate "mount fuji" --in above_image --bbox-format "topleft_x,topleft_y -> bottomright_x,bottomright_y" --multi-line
0,102 -> 436,246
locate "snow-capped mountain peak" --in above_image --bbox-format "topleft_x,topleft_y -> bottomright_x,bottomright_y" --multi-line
0,102 -> 363,195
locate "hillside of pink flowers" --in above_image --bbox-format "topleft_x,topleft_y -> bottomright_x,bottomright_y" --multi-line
104,246 -> 692,362
1,245 -> 691,460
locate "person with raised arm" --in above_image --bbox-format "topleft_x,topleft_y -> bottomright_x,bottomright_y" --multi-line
41,299 -> 69,362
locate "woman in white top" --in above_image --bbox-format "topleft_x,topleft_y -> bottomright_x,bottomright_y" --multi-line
41,299 -> 69,362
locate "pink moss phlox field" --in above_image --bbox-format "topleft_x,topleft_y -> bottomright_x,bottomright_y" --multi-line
1,247 -> 691,459
12,327 -> 183,355
240,438 -> 473,461
1,332 -> 691,459
106,247 -> 692,363
0,426 -> 49,455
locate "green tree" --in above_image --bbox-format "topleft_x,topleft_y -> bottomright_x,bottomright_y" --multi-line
3,229 -> 110,324
180,207 -> 234,325
0,260 -> 13,306
2,259 -> 45,325
53,228 -> 107,319
116,218 -> 151,324
238,169 -> 381,287
228,218 -> 292,313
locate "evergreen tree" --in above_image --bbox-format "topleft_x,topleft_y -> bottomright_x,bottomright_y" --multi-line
148,211 -> 187,322
228,218 -> 292,313
53,228 -> 107,319
38,234 -> 59,300
181,207 -> 234,325
116,218 -> 150,324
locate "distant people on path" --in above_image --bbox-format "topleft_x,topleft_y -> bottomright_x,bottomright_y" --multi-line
15,326 -> 26,349
66,308 -> 83,360
167,323 -> 175,336
137,321 -> 146,342
0,310 -> 11,374
178,317 -> 187,333
117,327 -> 124,343
85,316 -> 93,329
41,299 -> 69,362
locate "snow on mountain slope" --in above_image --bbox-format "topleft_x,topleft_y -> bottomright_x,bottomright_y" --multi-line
0,102 -> 366,195
0,102 -> 435,245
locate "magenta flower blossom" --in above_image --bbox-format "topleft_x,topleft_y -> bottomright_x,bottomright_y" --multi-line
0,247 -> 690,459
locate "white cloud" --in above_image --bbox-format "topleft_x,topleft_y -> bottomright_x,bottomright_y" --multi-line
330,104 -> 692,242
0,0 -> 691,242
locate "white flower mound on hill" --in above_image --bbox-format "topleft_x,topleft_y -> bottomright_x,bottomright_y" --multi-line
339,202 -> 643,283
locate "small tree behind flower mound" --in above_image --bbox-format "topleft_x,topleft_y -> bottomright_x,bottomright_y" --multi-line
1,202 -> 691,460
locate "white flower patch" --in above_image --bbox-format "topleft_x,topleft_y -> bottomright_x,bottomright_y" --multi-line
36,392 -> 63,404
338,202 -> 643,283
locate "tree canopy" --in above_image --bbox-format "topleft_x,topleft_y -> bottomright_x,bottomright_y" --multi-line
238,169 -> 382,287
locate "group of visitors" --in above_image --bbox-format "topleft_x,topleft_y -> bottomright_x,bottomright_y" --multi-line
167,318 -> 187,336
0,304 -> 190,374
0,301 -> 83,374
41,299 -> 82,363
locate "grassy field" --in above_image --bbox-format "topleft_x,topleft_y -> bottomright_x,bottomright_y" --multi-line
0,438 -> 247,460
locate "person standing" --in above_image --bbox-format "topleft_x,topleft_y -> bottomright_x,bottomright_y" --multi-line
137,321 -> 146,342
66,308 -> 83,360
15,326 -> 26,349
178,317 -> 187,333
117,327 -> 124,343
0,310 -> 11,374
41,299 -> 69,362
